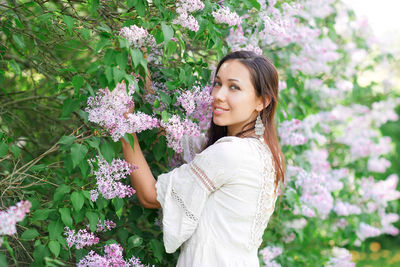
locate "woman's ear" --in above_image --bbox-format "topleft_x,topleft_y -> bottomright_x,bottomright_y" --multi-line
256,96 -> 271,112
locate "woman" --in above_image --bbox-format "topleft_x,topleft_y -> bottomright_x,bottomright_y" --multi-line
121,50 -> 285,266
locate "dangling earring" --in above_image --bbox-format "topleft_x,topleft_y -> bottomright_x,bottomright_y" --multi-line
255,112 -> 265,138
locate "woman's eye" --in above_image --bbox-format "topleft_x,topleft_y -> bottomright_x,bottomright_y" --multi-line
213,81 -> 221,87
230,85 -> 240,90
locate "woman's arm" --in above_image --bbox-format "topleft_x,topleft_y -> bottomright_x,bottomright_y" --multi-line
121,133 -> 161,209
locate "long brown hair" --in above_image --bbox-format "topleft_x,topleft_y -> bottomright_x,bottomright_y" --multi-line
204,50 -> 285,193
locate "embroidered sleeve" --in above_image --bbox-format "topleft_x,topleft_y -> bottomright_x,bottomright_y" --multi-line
155,137 -> 240,253
180,133 -> 207,163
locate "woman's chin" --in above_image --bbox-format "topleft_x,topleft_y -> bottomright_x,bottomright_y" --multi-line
212,118 -> 226,127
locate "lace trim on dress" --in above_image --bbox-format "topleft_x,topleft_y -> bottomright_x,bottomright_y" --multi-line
190,162 -> 217,193
248,138 -> 277,250
171,187 -> 199,222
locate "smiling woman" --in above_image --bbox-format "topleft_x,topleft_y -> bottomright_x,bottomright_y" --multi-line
121,50 -> 285,266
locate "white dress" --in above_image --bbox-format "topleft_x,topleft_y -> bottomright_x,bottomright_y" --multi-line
155,134 -> 279,267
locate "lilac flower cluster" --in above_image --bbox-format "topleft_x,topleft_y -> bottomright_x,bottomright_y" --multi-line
287,166 -> 333,219
259,245 -> 283,267
367,157 -> 391,173
78,243 -> 149,267
278,119 -> 307,146
355,222 -> 381,243
333,201 -> 362,216
119,25 -> 156,48
86,219 -> 116,232
359,174 -> 400,209
212,6 -> 242,27
86,81 -> 159,142
0,200 -> 31,239
172,0 -> 204,32
160,115 -> 201,153
177,85 -> 213,131
64,226 -> 100,249
325,247 -> 355,267
380,211 -> 399,236
88,156 -> 137,201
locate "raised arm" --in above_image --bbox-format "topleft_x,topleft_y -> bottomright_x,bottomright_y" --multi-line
121,133 -> 161,209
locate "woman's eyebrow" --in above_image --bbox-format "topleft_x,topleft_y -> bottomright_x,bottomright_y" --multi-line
215,76 -> 240,82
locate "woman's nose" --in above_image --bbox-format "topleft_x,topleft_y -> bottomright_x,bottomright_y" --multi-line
212,86 -> 226,101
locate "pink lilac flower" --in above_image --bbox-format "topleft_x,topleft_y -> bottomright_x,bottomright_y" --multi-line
325,247 -> 355,267
119,25 -> 156,48
283,218 -> 307,229
88,156 -> 137,200
304,148 -> 331,174
333,200 -> 362,216
278,119 -> 307,146
177,84 -> 213,131
356,222 -> 381,241
259,245 -> 283,267
0,200 -> 31,236
212,6 -> 242,27
379,210 -> 399,236
90,190 -> 99,202
86,219 -> 116,232
288,166 -> 333,219
78,243 -> 148,267
359,174 -> 400,208
282,232 -> 296,243
172,0 -> 204,32
368,157 -> 391,173
86,81 -> 159,142
160,115 -> 201,153
64,226 -> 99,249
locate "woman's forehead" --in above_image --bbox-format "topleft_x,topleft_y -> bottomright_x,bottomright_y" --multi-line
216,60 -> 252,83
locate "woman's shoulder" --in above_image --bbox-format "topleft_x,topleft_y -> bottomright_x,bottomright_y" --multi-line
201,136 -> 258,160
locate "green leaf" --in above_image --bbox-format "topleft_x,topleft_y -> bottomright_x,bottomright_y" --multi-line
105,66 -> 113,84
245,0 -> 261,10
72,75 -> 84,93
86,211 -> 98,232
100,142 -> 115,163
32,209 -> 52,221
53,185 -> 71,202
21,228 -> 39,240
58,136 -> 75,146
8,60 -> 21,76
0,142 -> 7,157
12,34 -> 25,49
161,110 -> 171,122
48,220 -> 63,241
87,0 -> 100,15
60,98 -> 80,118
131,49 -> 143,68
80,28 -> 91,40
78,110 -> 89,124
150,239 -> 163,262
134,0 -> 146,17
71,192 -> 85,212
116,51 -> 128,70
86,136 -> 101,154
0,253 -> 7,267
48,240 -> 60,257
59,208 -> 73,227
123,133 -> 135,150
9,145 -> 20,158
154,137 -> 166,161
104,49 -> 115,66
128,235 -> 143,247
113,67 -> 125,83
63,15 -> 74,30
70,143 -> 88,168
161,22 -> 173,44
159,91 -> 171,105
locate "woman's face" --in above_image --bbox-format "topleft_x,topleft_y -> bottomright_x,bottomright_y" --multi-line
211,60 -> 263,136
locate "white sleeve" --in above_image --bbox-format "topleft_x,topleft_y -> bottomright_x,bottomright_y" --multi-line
180,133 -> 207,163
155,137 -> 241,253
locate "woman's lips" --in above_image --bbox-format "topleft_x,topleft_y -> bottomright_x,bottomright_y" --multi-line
213,106 -> 229,115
